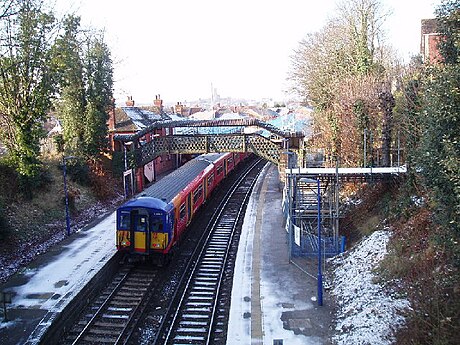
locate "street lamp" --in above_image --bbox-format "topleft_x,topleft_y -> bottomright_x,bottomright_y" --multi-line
62,156 -> 77,236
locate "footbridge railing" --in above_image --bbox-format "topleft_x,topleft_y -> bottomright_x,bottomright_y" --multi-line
135,133 -> 283,166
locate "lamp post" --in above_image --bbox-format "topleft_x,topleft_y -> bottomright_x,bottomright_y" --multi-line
63,156 -> 77,236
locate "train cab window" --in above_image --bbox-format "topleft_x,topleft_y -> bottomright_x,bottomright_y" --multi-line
216,165 -> 223,176
119,212 -> 131,229
137,216 -> 148,231
151,218 -> 164,232
179,203 -> 186,219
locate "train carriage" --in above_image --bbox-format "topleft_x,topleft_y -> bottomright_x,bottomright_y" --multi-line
116,152 -> 243,263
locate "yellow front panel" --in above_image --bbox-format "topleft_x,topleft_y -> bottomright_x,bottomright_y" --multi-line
117,230 -> 131,247
134,232 -> 147,253
151,233 -> 168,249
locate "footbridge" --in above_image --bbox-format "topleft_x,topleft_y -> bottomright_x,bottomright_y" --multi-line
113,118 -> 305,170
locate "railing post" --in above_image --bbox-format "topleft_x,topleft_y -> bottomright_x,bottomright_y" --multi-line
317,178 -> 323,306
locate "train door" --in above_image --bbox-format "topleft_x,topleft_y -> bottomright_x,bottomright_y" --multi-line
224,158 -> 228,177
132,211 -> 149,254
203,178 -> 208,201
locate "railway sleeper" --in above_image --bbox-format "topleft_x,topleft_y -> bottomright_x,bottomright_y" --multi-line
94,321 -> 127,328
84,335 -> 117,343
179,320 -> 208,326
174,334 -> 206,342
88,328 -> 122,336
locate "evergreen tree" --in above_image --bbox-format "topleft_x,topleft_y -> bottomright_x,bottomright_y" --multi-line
83,36 -> 113,157
52,24 -> 114,159
0,0 -> 55,193
417,0 -> 460,235
419,64 -> 460,234
51,15 -> 86,154
436,0 -> 460,64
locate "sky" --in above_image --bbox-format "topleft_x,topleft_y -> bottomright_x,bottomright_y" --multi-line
55,0 -> 439,105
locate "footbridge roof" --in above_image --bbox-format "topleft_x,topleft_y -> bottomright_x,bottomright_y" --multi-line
113,118 -> 305,142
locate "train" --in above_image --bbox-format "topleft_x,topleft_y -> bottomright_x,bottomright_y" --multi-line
116,152 -> 248,263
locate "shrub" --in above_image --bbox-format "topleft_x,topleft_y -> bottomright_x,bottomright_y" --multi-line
63,159 -> 91,186
0,199 -> 10,240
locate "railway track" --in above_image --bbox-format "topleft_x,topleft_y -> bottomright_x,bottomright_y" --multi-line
55,156 -> 265,345
61,265 -> 158,344
153,158 -> 265,345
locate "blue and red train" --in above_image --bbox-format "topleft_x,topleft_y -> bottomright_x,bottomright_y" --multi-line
116,152 -> 248,262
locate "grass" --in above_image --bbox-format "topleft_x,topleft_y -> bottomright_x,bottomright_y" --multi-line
0,155 -> 121,244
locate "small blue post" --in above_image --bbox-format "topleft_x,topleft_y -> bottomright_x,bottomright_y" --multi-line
317,178 -> 323,306
63,157 -> 71,236
63,156 -> 76,236
340,235 -> 346,253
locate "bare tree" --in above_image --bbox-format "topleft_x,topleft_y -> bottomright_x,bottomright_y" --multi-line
288,0 -> 397,166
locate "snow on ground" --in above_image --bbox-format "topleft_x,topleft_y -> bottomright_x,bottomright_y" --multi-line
329,230 -> 411,345
227,183 -> 256,344
7,212 -> 116,311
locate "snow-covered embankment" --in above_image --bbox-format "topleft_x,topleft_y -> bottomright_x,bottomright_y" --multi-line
329,230 -> 411,345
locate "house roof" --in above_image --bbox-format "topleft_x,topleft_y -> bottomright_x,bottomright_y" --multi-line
113,106 -> 171,133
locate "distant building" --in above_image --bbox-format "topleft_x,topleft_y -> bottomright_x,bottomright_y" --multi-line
421,19 -> 443,63
173,101 -> 204,117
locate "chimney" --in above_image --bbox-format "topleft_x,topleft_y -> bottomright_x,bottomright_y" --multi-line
126,96 -> 135,107
421,19 -> 443,64
154,94 -> 163,111
175,102 -> 184,115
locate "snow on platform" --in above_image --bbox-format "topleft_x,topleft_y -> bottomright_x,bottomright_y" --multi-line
0,213 -> 117,344
228,163 -> 331,344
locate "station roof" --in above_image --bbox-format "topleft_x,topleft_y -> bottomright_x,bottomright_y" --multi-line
114,106 -> 171,132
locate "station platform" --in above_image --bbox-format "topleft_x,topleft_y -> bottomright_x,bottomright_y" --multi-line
228,163 -> 333,344
0,162 -> 334,345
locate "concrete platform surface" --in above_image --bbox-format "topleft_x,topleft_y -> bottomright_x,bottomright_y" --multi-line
228,163 -> 333,345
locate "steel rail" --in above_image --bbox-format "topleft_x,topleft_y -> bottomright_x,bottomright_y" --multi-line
70,267 -> 132,345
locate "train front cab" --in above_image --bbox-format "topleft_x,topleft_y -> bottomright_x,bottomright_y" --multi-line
116,198 -> 173,260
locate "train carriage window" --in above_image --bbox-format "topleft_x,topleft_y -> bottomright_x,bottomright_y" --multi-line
207,173 -> 215,188
216,165 -> 223,176
119,212 -> 131,229
179,203 -> 186,219
193,185 -> 203,204
228,158 -> 233,165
